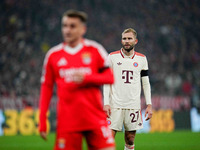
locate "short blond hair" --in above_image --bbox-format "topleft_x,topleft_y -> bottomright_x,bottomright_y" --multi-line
122,28 -> 137,38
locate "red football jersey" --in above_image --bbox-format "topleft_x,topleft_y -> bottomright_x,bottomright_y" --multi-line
39,39 -> 114,133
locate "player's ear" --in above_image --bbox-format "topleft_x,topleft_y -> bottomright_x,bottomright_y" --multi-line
135,39 -> 138,45
81,25 -> 87,36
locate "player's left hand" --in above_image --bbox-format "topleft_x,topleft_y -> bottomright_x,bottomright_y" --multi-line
73,72 -> 84,83
103,105 -> 111,118
145,104 -> 153,121
40,131 -> 47,141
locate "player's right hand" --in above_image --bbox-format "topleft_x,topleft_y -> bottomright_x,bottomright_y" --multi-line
145,104 -> 153,121
40,131 -> 47,141
103,105 -> 111,118
72,72 -> 84,84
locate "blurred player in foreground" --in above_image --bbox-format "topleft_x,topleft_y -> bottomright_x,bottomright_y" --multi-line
39,9 -> 115,150
103,28 -> 152,150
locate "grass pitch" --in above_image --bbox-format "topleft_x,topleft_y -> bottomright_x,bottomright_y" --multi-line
0,131 -> 200,150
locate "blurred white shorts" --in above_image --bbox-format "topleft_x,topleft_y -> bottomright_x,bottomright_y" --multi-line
107,108 -> 143,131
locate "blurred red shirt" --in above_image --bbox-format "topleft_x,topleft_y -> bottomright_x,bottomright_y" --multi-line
39,39 -> 114,133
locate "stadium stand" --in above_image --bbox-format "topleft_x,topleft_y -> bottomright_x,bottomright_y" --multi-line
0,0 -> 200,109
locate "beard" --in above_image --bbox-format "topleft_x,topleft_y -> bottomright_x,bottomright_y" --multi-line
122,44 -> 135,52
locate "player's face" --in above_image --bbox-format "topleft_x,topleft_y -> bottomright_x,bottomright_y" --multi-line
121,32 -> 138,52
62,16 -> 86,45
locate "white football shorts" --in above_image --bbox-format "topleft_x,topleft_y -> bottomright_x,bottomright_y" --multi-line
107,108 -> 143,131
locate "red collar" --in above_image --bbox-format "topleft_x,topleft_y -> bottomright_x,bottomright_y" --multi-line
120,49 -> 135,59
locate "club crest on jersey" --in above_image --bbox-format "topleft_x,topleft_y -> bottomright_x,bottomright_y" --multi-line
133,62 -> 138,67
57,57 -> 67,66
58,138 -> 65,149
82,53 -> 91,64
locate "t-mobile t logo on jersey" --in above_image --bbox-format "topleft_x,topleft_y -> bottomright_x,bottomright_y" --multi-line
122,70 -> 133,83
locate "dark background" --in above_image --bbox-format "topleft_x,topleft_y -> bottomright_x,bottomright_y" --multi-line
0,0 -> 200,110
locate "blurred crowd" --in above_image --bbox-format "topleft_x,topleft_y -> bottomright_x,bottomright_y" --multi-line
0,0 -> 200,108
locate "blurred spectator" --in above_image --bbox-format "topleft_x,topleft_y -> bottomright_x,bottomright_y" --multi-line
165,73 -> 182,95
182,80 -> 193,96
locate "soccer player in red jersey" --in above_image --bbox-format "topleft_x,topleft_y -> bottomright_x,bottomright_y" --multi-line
39,10 -> 115,150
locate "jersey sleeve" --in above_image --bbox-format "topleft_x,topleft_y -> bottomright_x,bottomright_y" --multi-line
95,42 -> 109,68
142,56 -> 149,70
103,84 -> 111,105
103,54 -> 112,105
39,53 -> 54,132
105,54 -> 112,67
141,56 -> 152,105
142,76 -> 152,105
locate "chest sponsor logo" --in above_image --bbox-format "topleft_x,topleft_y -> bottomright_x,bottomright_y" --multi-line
133,62 -> 138,67
82,52 -> 91,64
122,70 -> 133,84
59,67 -> 91,83
57,57 -> 67,66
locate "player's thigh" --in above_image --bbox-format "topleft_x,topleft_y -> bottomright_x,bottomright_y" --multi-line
124,109 -> 143,131
109,108 -> 123,131
84,126 -> 115,150
54,132 -> 83,150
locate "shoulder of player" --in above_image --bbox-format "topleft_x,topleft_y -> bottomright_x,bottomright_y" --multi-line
46,43 -> 63,56
135,52 -> 146,58
44,43 -> 63,64
83,39 -> 105,51
83,38 -> 108,59
109,50 -> 121,56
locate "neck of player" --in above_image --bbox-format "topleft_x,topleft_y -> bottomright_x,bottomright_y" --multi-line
122,48 -> 134,56
67,38 -> 83,48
